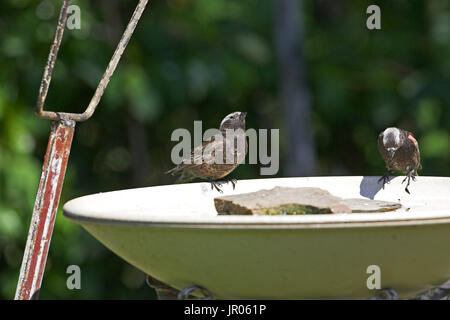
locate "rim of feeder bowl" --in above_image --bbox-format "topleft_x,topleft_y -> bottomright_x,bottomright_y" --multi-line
63,176 -> 450,229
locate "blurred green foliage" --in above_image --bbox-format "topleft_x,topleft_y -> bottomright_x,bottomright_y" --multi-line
0,0 -> 448,299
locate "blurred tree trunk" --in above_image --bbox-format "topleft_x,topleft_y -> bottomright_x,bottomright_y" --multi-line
274,0 -> 316,176
126,112 -> 151,187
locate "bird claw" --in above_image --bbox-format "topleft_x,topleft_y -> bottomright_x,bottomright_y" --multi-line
209,178 -> 237,192
227,178 -> 237,190
378,172 -> 392,189
402,171 -> 416,194
210,181 -> 223,193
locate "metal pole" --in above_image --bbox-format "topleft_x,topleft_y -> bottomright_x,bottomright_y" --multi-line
15,120 -> 75,300
15,0 -> 149,299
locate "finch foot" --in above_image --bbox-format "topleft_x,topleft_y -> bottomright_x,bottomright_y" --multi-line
210,180 -> 223,193
402,171 -> 416,194
378,171 -> 392,189
210,178 -> 237,192
225,178 -> 237,190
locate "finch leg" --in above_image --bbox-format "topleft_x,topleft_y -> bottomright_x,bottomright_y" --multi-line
211,178 -> 237,191
209,180 -> 223,193
378,170 -> 393,188
224,178 -> 237,190
402,170 -> 416,194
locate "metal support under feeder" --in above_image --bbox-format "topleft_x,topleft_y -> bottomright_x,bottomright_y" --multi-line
15,0 -> 149,300
146,275 -> 214,300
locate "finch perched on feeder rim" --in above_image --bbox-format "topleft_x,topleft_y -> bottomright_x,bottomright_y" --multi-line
166,111 -> 248,193
377,127 -> 422,194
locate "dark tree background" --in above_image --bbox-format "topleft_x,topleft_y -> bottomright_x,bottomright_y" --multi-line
0,0 -> 448,299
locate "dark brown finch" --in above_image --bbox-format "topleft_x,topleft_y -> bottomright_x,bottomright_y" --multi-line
166,111 -> 248,193
377,127 -> 422,194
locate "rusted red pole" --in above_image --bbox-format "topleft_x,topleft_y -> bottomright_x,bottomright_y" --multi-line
15,0 -> 148,300
15,120 -> 75,300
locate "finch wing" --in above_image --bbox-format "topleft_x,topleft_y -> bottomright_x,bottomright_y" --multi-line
165,135 -> 219,176
406,131 -> 422,170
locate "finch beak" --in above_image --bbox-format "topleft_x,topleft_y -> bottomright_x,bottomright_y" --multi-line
240,112 -> 247,119
388,148 -> 396,159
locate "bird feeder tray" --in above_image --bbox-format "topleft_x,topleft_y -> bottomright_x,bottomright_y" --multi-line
63,176 -> 450,299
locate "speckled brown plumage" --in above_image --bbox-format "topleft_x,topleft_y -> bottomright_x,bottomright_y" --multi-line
377,127 -> 421,194
166,112 -> 248,192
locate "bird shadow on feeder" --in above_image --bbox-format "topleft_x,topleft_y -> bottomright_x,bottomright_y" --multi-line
359,176 -> 397,199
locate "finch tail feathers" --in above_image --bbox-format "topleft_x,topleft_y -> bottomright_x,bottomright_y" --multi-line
166,165 -> 197,183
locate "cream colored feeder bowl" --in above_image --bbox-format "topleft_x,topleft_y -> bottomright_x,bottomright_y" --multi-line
63,176 -> 450,299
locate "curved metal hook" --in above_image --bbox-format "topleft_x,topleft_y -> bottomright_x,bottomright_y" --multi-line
35,0 -> 149,122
